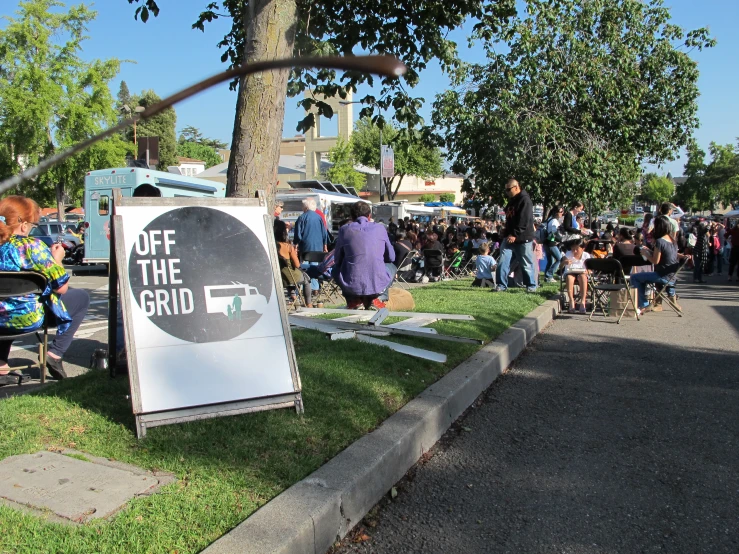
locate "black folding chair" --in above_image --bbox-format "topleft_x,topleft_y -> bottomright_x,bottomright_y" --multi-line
0,271 -> 52,384
422,249 -> 445,281
395,248 -> 418,289
584,258 -> 640,324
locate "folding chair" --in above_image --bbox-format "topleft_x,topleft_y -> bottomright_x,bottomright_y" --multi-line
459,253 -> 478,277
559,268 -> 585,311
444,250 -> 466,279
0,271 -> 53,385
277,256 -> 307,311
422,249 -> 445,282
648,258 -> 688,317
395,248 -> 418,289
584,258 -> 640,324
301,250 -> 335,305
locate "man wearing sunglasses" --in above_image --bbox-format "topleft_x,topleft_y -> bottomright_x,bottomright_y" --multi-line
496,179 -> 537,292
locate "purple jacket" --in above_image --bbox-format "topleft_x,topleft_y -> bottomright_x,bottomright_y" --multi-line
333,217 -> 395,296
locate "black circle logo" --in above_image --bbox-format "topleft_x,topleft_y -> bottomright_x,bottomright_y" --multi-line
128,207 -> 274,343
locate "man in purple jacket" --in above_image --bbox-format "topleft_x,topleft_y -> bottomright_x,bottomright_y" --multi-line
333,202 -> 395,310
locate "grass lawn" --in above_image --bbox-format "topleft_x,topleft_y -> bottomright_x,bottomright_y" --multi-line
0,279 -> 558,554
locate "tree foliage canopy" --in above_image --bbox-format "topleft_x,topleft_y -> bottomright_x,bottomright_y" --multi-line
176,126 -> 226,168
351,118 -> 443,200
677,140 -> 739,212
641,173 -> 675,205
127,0 -> 516,132
433,0 -> 714,214
124,89 -> 177,169
321,137 -> 366,191
0,0 -> 128,208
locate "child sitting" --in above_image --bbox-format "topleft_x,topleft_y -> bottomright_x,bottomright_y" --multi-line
472,242 -> 496,288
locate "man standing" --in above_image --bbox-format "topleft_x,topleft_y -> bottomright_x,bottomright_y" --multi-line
496,179 -> 537,292
293,198 -> 328,259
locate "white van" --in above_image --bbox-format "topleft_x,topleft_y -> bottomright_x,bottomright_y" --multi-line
278,181 -> 370,237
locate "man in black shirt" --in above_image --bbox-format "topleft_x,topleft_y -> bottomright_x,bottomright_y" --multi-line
495,178 -> 537,292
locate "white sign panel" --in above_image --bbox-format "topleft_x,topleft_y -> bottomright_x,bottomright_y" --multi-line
381,145 -> 395,178
114,197 -> 302,438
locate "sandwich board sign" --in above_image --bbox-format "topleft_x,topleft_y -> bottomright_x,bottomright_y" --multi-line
113,194 -> 303,438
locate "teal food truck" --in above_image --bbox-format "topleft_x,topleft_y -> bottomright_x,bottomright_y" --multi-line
83,168 -> 227,264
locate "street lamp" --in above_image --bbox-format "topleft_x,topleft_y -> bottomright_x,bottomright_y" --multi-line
121,105 -> 146,145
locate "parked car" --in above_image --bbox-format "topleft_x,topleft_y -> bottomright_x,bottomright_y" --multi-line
598,213 -> 619,225
34,220 -> 83,246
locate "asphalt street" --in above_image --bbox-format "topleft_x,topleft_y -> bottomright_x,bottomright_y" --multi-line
0,264 -> 110,399
334,274 -> 739,553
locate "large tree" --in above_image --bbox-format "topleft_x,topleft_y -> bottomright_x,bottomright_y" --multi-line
0,0 -> 129,215
433,0 -> 714,216
679,141 -> 739,213
128,89 -> 178,169
125,0 -> 516,206
351,118 -> 443,200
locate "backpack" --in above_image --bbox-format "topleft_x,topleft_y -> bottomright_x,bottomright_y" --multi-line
536,222 -> 548,244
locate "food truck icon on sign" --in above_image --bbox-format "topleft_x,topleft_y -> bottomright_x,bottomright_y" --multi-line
203,283 -> 268,318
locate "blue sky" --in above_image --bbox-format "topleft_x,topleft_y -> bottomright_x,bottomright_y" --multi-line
5,0 -> 738,176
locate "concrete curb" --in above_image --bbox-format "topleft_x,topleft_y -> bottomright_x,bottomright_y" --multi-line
203,298 -> 561,554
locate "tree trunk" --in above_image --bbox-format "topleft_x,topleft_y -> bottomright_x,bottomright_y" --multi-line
389,174 -> 406,200
56,183 -> 65,224
226,0 -> 298,210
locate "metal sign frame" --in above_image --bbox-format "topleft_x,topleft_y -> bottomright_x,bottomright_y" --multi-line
112,193 -> 303,439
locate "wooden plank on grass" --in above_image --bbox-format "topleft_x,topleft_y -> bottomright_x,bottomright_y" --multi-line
385,317 -> 439,334
368,308 -> 389,326
295,307 -> 475,320
355,334 -> 447,363
289,315 -> 482,345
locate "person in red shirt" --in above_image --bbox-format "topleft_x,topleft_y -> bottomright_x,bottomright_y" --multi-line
727,223 -> 739,281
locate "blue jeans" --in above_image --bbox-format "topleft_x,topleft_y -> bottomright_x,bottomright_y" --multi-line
629,271 -> 670,308
544,244 -> 562,280
496,241 -> 536,291
379,263 -> 397,302
301,261 -> 321,291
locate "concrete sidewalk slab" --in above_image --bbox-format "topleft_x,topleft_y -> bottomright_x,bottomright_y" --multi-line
204,298 -> 561,554
332,278 -> 739,554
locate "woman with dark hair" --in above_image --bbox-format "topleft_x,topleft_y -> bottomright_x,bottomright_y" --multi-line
562,201 -> 584,240
560,238 -> 591,314
0,196 -> 90,384
274,223 -> 313,308
542,205 -> 564,282
630,215 -> 689,313
613,227 -> 637,259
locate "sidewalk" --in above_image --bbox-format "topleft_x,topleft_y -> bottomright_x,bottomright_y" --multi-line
335,278 -> 739,553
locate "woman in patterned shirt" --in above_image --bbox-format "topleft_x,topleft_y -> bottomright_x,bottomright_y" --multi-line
0,196 -> 89,385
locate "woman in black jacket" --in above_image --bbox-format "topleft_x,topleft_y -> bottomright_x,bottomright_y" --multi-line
562,201 -> 585,238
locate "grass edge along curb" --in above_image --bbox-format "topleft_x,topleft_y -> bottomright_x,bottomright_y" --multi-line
203,298 -> 561,554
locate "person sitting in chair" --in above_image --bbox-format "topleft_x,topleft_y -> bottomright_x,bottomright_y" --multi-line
561,238 -> 591,314
472,242 -> 496,288
0,196 -> 90,385
630,215 -> 689,314
274,220 -> 313,308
